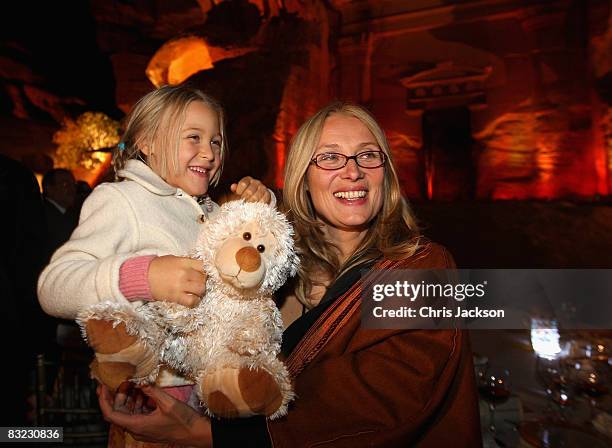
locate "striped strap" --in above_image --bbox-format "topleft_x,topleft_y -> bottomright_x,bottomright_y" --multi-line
286,259 -> 401,378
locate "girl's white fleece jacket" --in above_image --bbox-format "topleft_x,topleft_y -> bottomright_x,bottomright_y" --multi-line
38,160 -> 219,386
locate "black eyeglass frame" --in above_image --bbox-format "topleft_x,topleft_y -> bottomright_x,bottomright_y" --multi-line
310,150 -> 387,170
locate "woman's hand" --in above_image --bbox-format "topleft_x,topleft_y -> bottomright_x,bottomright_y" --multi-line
97,384 -> 212,447
231,176 -> 272,204
148,255 -> 206,307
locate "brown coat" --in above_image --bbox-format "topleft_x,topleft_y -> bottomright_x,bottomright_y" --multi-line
267,243 -> 482,447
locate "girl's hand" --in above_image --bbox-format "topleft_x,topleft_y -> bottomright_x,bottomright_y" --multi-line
148,256 -> 206,307
230,176 -> 272,204
97,384 -> 212,447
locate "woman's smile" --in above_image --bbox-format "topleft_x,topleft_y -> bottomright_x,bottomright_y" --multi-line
332,187 -> 369,205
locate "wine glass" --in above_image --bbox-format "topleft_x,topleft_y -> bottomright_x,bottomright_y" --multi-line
478,366 -> 511,435
535,355 -> 574,420
565,341 -> 611,420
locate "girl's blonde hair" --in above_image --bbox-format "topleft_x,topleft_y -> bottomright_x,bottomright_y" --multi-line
113,84 -> 227,187
283,102 -> 421,308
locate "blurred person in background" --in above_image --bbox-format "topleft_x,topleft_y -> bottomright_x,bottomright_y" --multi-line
0,154 -> 47,425
40,168 -> 81,386
41,168 -> 78,260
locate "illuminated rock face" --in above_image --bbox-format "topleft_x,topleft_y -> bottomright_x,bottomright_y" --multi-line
146,37 -> 214,88
333,0 -> 611,200
474,105 -> 597,199
140,1 -> 336,191
2,0 -> 610,199
604,108 -> 612,193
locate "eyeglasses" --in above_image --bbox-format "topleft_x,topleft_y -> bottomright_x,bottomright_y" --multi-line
310,151 -> 386,170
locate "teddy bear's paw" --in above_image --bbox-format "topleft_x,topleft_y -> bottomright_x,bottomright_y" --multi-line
238,367 -> 283,416
90,359 -> 136,392
198,367 -> 283,418
206,390 -> 241,418
85,320 -> 137,354
198,368 -> 240,418
85,319 -> 160,390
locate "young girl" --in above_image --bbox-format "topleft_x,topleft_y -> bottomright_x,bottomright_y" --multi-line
37,84 -> 274,447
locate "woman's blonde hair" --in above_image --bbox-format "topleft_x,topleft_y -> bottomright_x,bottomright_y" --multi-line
283,102 -> 421,308
113,84 -> 227,187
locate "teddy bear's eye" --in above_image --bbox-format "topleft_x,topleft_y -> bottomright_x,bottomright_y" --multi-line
257,244 -> 265,253
243,232 -> 251,241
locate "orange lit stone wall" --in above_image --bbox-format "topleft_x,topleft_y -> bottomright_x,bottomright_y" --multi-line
334,0 -> 611,200
10,0 -> 602,200
103,0 -> 336,192
94,0 -> 610,200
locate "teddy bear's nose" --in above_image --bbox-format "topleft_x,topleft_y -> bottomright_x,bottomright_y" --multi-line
235,246 -> 261,272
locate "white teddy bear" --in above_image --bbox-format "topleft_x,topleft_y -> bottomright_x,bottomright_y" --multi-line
77,200 -> 299,419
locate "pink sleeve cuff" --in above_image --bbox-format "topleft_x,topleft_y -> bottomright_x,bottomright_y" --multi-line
119,255 -> 156,301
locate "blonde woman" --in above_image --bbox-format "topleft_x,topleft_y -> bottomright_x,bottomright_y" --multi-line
98,102 -> 481,448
